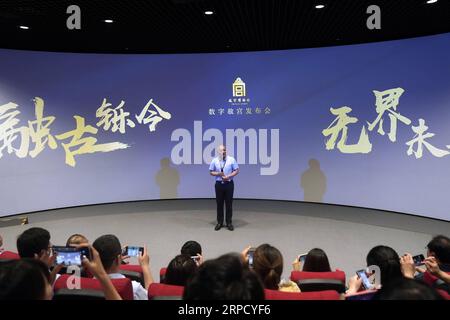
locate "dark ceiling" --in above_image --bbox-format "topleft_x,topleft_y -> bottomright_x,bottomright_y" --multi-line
0,0 -> 449,53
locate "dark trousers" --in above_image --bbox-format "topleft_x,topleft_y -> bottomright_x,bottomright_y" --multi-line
215,181 -> 234,225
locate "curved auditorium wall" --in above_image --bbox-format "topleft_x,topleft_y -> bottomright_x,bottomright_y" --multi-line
0,33 -> 449,221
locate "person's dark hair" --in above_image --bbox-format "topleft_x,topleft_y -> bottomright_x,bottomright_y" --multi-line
16,227 -> 51,258
252,244 -> 283,290
366,245 -> 402,287
92,235 -> 122,271
373,278 -> 443,300
181,241 -> 202,257
164,254 -> 198,286
66,234 -> 89,247
0,258 -> 51,300
427,235 -> 450,264
303,248 -> 332,272
183,253 -> 264,300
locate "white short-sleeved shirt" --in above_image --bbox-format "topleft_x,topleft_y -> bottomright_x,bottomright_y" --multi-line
209,156 -> 239,182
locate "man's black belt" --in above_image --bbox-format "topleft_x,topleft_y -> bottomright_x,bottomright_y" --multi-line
216,180 -> 233,184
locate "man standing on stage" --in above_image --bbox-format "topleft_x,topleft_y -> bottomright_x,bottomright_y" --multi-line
209,145 -> 239,231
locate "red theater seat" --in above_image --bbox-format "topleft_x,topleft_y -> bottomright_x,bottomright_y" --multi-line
290,270 -> 346,293
148,283 -> 184,300
438,289 -> 450,300
54,274 -> 133,300
423,271 -> 450,287
0,251 -> 20,260
120,264 -> 143,273
291,270 -> 346,283
160,267 -> 167,282
264,289 -> 340,300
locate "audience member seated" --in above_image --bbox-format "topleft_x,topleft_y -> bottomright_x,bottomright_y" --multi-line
57,233 -> 91,277
181,240 -> 203,266
164,254 -> 198,286
2,226 -> 448,301
0,258 -> 53,300
290,248 -> 345,293
372,277 -> 443,300
16,227 -> 63,284
92,234 -> 153,300
426,235 -> 450,271
424,256 -> 450,291
243,244 -> 300,292
293,248 -> 332,272
183,253 -> 264,300
66,234 -> 89,247
52,245 -> 122,300
401,253 -> 450,293
347,245 -> 403,294
413,235 -> 450,287
160,241 -> 204,282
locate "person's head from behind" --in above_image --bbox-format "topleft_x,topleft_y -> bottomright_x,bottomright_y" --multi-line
373,278 -> 443,300
366,245 -> 402,287
0,258 -> 52,300
183,253 -> 264,300
16,227 -> 52,266
253,244 -> 283,290
181,240 -> 202,257
66,234 -> 89,247
303,248 -> 332,272
92,234 -> 122,274
165,254 -> 198,286
427,235 -> 450,265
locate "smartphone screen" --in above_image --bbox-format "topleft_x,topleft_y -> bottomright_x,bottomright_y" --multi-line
356,269 -> 372,290
126,246 -> 144,257
54,246 -> 82,266
79,246 -> 91,260
247,249 -> 255,268
298,254 -> 307,268
412,254 -> 425,266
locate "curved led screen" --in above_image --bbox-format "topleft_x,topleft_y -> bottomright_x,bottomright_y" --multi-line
0,33 -> 449,220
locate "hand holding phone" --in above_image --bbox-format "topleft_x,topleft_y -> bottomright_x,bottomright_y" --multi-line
53,246 -> 90,266
292,253 -> 307,271
298,253 -> 307,267
356,269 -> 372,290
123,246 -> 144,257
412,254 -> 425,266
191,255 -> 201,266
247,248 -> 256,268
